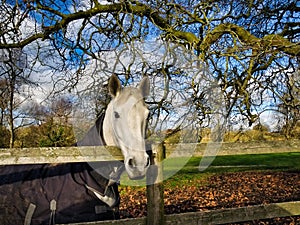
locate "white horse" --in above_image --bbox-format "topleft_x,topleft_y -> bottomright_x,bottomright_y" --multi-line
0,74 -> 151,225
103,74 -> 150,179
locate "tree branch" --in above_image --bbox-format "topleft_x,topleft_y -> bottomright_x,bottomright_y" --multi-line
1,2 -> 299,58
200,23 -> 300,57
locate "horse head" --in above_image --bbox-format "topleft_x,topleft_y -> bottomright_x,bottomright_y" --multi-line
103,74 -> 150,179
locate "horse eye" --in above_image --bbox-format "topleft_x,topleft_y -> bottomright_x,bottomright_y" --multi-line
114,111 -> 120,118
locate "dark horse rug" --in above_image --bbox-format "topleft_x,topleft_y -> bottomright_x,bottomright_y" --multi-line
0,114 -> 124,225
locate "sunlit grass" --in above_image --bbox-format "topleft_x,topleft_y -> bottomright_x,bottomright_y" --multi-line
164,152 -> 300,188
120,152 -> 300,189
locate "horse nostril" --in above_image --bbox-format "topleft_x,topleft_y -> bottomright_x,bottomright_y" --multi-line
128,158 -> 135,167
126,156 -> 150,169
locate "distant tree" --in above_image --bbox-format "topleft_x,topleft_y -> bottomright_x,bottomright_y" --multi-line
253,124 -> 269,133
37,97 -> 75,147
14,125 -> 40,148
0,125 -> 9,148
50,96 -> 73,124
4,96 -> 76,148
276,71 -> 300,139
0,48 -> 35,147
38,117 -> 75,147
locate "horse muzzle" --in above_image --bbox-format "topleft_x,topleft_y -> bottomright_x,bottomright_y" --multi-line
125,154 -> 150,180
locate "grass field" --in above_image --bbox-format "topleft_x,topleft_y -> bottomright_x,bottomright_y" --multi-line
119,151 -> 300,187
163,152 -> 300,188
185,152 -> 300,172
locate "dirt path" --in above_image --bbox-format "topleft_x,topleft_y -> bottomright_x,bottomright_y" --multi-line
119,171 -> 300,224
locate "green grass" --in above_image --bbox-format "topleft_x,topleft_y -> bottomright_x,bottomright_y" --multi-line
119,152 -> 300,188
163,152 -> 300,188
189,152 -> 300,172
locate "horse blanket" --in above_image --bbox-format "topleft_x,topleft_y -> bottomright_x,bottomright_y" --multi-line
0,113 -> 124,225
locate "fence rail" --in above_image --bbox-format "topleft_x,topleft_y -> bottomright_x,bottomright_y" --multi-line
59,201 -> 300,225
0,146 -> 123,165
164,141 -> 300,157
1,141 -> 300,165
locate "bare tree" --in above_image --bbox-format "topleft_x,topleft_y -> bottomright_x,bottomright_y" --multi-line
0,48 -> 35,147
0,79 -> 8,125
275,69 -> 300,138
0,0 -> 299,130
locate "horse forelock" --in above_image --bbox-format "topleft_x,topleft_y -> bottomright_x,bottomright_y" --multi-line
114,87 -> 144,105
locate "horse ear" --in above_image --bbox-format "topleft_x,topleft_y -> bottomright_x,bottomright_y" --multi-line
139,76 -> 150,98
108,74 -> 121,97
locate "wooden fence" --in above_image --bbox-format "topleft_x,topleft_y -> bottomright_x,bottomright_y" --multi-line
60,201 -> 300,225
1,144 -> 300,225
2,142 -> 300,165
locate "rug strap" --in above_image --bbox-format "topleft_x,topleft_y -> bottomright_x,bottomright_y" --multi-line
24,203 -> 36,225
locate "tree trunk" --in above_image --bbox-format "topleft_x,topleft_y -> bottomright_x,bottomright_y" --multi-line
8,72 -> 16,148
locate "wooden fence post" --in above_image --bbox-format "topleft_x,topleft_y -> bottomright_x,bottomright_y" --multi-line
146,143 -> 165,225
